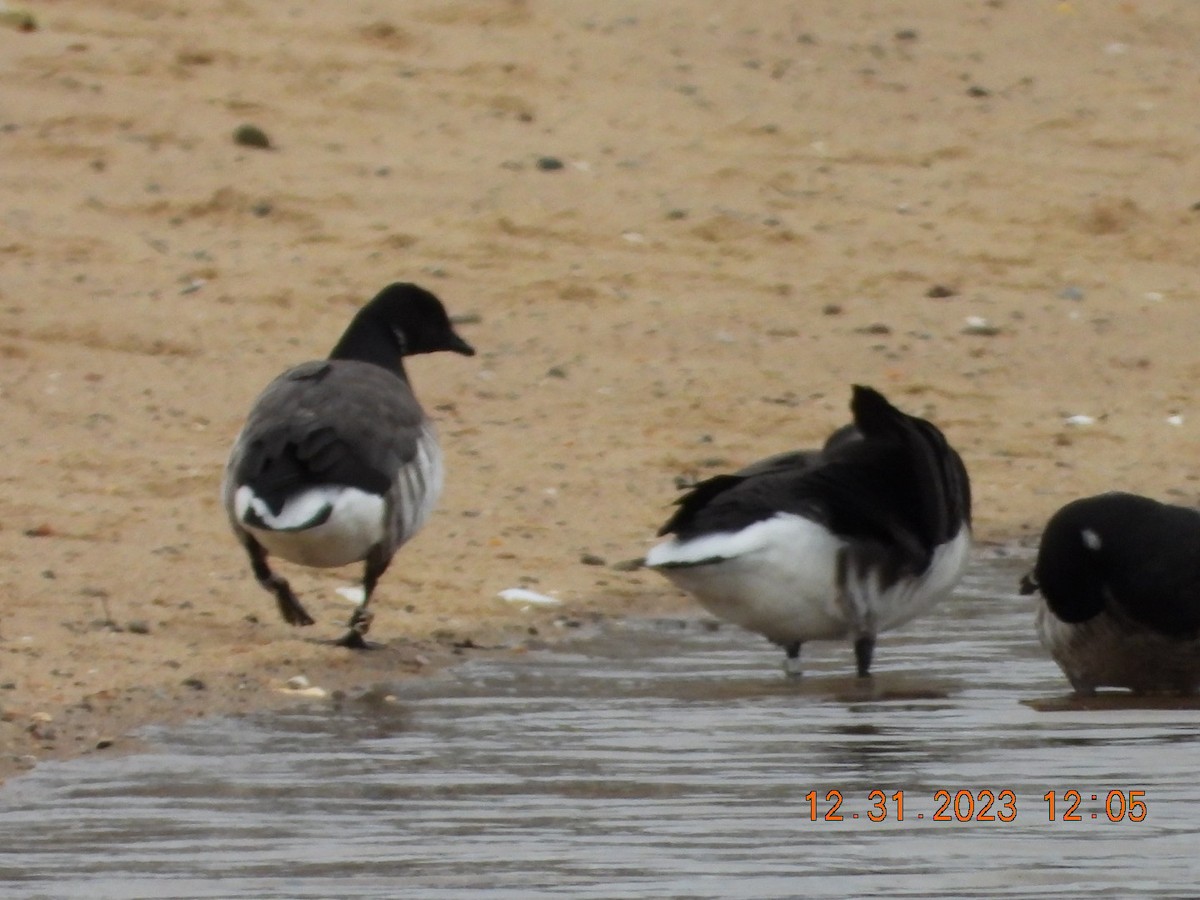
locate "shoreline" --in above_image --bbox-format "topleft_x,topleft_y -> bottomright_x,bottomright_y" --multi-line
3,539 -> 1033,784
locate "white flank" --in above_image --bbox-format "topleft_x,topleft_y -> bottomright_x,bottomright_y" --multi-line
237,484 -> 386,569
394,425 -> 444,544
646,514 -> 848,643
647,515 -> 971,646
850,526 -> 971,633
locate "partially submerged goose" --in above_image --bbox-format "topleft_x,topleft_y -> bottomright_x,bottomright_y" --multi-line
645,385 -> 972,677
1020,492 -> 1200,695
223,282 -> 475,647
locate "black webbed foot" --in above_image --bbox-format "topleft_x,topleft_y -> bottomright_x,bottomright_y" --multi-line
333,606 -> 375,649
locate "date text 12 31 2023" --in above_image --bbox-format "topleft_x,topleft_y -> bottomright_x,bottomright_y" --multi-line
803,789 -> 1147,823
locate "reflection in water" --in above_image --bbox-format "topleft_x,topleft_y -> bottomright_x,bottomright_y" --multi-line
1,555 -> 1199,899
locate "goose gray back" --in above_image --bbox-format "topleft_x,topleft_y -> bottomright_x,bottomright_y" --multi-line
222,282 -> 475,648
1020,492 -> 1200,695
645,385 -> 972,678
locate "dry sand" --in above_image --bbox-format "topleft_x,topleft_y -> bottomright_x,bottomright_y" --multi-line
2,0 -> 1200,779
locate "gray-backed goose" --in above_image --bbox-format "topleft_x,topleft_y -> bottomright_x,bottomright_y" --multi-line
222,282 -> 475,648
1020,492 -> 1200,695
645,385 -> 972,677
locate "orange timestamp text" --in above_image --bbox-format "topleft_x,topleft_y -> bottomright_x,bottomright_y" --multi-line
804,789 -> 1147,823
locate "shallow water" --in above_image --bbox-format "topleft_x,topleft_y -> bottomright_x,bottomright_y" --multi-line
2,556 -> 1199,899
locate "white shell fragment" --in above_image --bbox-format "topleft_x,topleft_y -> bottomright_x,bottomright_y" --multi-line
497,588 -> 562,606
279,675 -> 328,698
1167,415 -> 1184,426
1064,414 -> 1096,426
335,586 -> 366,605
962,316 -> 1001,336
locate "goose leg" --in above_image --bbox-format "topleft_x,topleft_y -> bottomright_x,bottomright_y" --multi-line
783,641 -> 803,679
335,546 -> 391,649
854,635 -> 875,678
242,534 -> 314,626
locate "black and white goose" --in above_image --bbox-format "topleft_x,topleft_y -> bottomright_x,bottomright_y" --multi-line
222,282 -> 475,648
1019,492 -> 1200,695
644,385 -> 972,677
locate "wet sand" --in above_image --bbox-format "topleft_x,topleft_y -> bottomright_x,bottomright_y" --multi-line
3,0 -> 1200,779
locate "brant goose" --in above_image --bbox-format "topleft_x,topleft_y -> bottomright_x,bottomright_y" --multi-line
1020,492 -> 1200,695
222,282 -> 475,648
645,385 -> 972,677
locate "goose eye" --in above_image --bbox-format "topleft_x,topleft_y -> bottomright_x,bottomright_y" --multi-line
391,326 -> 408,353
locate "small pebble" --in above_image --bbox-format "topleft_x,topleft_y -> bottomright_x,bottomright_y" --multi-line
535,156 -> 564,171
1058,285 -> 1085,301
126,620 -> 151,635
233,124 -> 272,149
181,677 -> 206,691
580,553 -> 606,566
926,284 -> 956,298
0,9 -> 37,31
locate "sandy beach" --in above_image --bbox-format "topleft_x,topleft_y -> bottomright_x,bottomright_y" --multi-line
2,0 -> 1200,779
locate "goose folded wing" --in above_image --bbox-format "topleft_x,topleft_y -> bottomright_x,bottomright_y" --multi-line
234,365 -> 425,510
